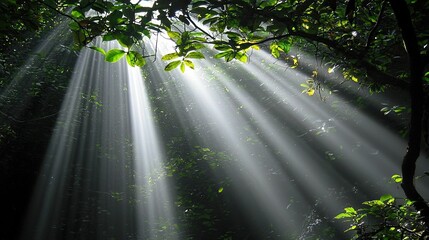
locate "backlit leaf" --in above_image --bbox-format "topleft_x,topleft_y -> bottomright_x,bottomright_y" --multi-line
186,51 -> 205,59
379,194 -> 393,203
126,51 -> 146,67
105,49 -> 126,62
183,60 -> 195,69
162,52 -> 179,61
236,52 -> 248,63
165,60 -> 181,71
167,31 -> 180,40
334,212 -> 352,219
391,174 -> 403,183
89,46 -> 106,55
251,45 -> 260,50
214,50 -> 233,59
71,9 -> 84,19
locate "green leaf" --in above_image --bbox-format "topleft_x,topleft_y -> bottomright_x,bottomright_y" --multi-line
180,62 -> 185,73
167,31 -> 181,40
260,0 -> 276,8
271,47 -> 280,58
391,174 -> 403,183
165,60 -> 181,71
69,21 -> 80,31
225,52 -> 235,62
334,212 -> 352,219
183,60 -> 195,69
344,207 -> 357,214
236,52 -> 248,63
186,51 -> 205,59
162,52 -> 179,61
105,49 -> 126,62
218,187 -> 224,193
277,39 -> 292,53
89,46 -> 106,55
226,31 -> 241,40
71,9 -> 84,19
102,33 -> 115,41
380,194 -> 393,203
126,51 -> 146,67
214,44 -> 231,51
214,50 -> 233,59
344,225 -> 357,232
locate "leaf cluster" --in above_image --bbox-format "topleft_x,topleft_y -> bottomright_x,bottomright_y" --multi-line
335,194 -> 427,239
25,0 -> 424,94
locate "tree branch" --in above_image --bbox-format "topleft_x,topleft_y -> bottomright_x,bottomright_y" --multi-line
185,11 -> 215,40
389,0 -> 429,231
289,30 -> 409,89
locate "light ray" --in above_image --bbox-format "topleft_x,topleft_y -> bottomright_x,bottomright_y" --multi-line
20,39 -> 178,239
128,65 -> 178,240
138,35 -> 428,237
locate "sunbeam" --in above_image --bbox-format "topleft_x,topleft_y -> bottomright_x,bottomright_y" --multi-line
20,39 -> 177,240
136,36 -> 428,238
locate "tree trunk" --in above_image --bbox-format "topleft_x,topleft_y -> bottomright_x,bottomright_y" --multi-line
388,0 -> 429,230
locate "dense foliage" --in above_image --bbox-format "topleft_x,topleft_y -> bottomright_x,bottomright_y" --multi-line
1,0 -> 429,239
336,176 -> 428,239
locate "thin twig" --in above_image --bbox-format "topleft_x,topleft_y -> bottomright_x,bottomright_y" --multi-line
0,110 -> 58,123
365,0 -> 387,49
185,11 -> 215,40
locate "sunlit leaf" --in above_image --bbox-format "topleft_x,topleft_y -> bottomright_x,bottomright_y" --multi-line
162,52 -> 179,61
180,62 -> 185,73
165,60 -> 181,71
126,51 -> 146,67
251,45 -> 260,50
391,174 -> 403,183
214,50 -> 233,59
334,212 -> 352,219
167,31 -> 180,40
345,225 -> 357,232
218,187 -> 224,193
292,57 -> 298,67
236,52 -> 248,63
344,207 -> 357,214
379,194 -> 394,203
105,49 -> 126,62
186,51 -> 205,59
183,60 -> 195,69
71,9 -> 84,19
89,46 -> 106,55
271,48 -> 280,58
307,88 -> 315,96
328,67 -> 334,73
270,42 -> 280,58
